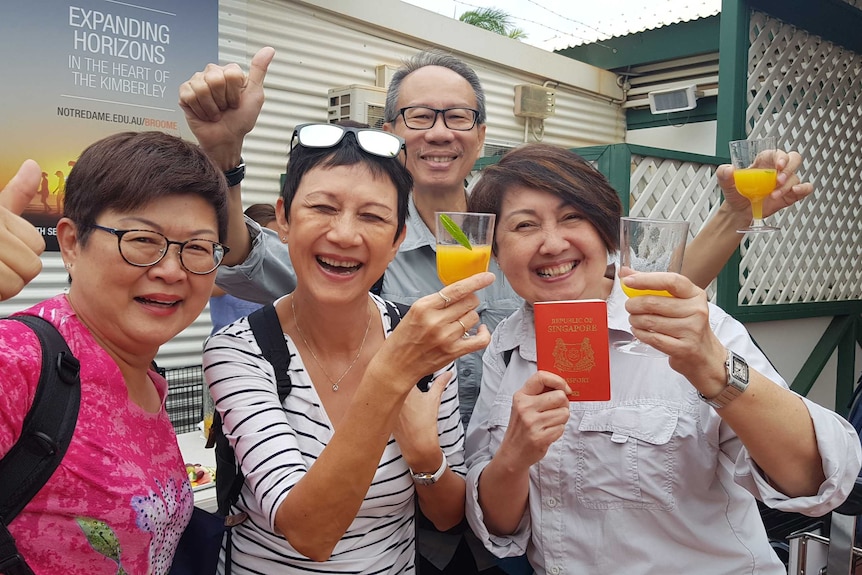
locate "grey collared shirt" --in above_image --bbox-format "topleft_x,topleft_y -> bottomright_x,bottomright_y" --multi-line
464,271 -> 862,574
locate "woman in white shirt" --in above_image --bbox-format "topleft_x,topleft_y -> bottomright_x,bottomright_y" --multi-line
203,123 -> 494,574
463,142 -> 861,574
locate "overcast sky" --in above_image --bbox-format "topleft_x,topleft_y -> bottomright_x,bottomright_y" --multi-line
400,0 -> 720,51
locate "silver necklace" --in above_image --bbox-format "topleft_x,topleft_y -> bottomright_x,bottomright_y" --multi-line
291,296 -> 373,392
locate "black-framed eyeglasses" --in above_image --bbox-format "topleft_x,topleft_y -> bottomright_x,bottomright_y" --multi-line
394,106 -> 480,131
91,224 -> 229,275
291,123 -> 405,158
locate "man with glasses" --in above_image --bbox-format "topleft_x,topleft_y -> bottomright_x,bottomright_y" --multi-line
179,46 -> 813,575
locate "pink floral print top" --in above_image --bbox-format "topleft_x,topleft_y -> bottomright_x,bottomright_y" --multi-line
0,295 -> 193,574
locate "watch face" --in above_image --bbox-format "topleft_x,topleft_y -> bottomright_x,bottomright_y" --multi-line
731,355 -> 749,382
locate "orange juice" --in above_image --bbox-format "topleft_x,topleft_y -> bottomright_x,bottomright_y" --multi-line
733,168 -> 776,219
203,413 -> 213,440
621,284 -> 673,298
436,244 -> 492,285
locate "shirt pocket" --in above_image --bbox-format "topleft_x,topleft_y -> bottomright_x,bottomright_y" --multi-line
574,404 -> 679,511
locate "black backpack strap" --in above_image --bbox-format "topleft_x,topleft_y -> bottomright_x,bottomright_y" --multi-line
502,348 -> 515,367
248,304 -> 292,401
0,315 -> 81,575
211,304 -> 291,573
370,274 -> 385,297
215,304 -> 290,516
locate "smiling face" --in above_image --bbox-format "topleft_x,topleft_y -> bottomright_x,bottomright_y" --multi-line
386,65 -> 486,196
494,186 -> 614,305
59,194 -> 220,361
281,163 -> 404,304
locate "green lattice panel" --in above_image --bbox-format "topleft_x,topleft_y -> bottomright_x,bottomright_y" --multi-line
629,154 -> 721,301
738,12 -> 862,306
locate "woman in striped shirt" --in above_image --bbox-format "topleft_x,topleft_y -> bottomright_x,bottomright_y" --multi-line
202,123 -> 494,574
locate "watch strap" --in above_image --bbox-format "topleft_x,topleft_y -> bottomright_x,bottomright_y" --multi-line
410,452 -> 447,486
698,349 -> 749,409
224,159 -> 246,187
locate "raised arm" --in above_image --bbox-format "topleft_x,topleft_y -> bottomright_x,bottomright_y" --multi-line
274,273 -> 495,560
623,271 -> 858,500
179,46 -> 274,266
0,160 -> 46,301
682,151 -> 813,288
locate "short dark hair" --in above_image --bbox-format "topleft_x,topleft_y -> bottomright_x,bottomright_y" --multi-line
244,203 -> 276,227
64,131 -> 229,244
384,49 -> 486,126
281,131 -> 412,242
468,143 -> 622,254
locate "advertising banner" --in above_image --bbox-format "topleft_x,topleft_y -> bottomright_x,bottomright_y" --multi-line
0,0 -> 217,249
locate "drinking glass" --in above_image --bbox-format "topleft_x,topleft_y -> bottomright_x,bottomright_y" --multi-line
202,386 -> 215,446
614,217 -> 690,357
435,212 -> 495,285
728,136 -> 780,233
435,212 -> 495,337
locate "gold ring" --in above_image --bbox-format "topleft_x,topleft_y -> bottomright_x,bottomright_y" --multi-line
438,290 -> 452,307
457,319 -> 470,338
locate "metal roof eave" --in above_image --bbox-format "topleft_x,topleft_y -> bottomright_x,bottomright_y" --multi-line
554,15 -> 720,71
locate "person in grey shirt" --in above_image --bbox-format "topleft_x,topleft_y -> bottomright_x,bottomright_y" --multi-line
179,46 -> 813,575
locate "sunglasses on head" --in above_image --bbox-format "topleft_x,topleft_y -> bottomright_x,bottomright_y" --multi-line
290,123 -> 405,158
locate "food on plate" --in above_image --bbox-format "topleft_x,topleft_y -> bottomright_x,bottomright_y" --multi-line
185,463 -> 216,488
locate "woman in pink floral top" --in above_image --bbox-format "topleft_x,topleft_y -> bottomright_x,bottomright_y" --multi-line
0,131 -> 229,574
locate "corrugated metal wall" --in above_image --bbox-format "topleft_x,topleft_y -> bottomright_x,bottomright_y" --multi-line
223,0 -> 626,208
1,0 -> 625,368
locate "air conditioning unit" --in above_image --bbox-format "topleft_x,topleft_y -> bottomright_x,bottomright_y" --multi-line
514,84 -> 556,119
327,85 -> 387,129
375,64 -> 398,88
648,85 -> 698,114
483,139 -> 520,158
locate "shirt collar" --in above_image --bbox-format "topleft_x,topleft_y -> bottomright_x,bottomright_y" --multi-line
399,195 -> 436,252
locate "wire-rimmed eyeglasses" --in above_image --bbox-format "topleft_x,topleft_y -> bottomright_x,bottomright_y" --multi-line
291,123 -> 405,158
91,224 -> 229,275
394,106 -> 480,131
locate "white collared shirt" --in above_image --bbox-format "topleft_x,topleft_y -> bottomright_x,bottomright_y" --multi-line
465,271 -> 862,575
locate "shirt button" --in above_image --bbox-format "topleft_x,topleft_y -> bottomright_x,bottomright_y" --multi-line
550,567 -> 561,575
547,498 -> 557,508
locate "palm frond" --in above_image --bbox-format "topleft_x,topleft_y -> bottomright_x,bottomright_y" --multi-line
458,7 -> 527,40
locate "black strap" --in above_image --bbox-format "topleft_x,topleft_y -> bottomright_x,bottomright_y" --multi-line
384,300 -> 409,328
208,304 -> 292,574
502,348 -> 515,367
248,304 -> 292,400
215,304 -> 291,518
0,316 -> 81,575
847,370 -> 862,411
370,274 -> 385,296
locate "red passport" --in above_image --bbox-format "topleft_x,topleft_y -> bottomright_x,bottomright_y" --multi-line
534,300 -> 610,401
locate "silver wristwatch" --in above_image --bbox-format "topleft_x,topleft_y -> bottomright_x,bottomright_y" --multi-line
699,349 -> 749,409
410,452 -> 447,486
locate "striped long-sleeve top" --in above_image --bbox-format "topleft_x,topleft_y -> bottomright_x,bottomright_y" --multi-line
203,294 -> 466,574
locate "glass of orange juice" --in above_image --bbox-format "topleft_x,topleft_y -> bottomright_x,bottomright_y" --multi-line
728,136 -> 780,233
435,212 -> 494,336
614,217 -> 689,357
202,384 -> 215,446
435,212 -> 495,286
